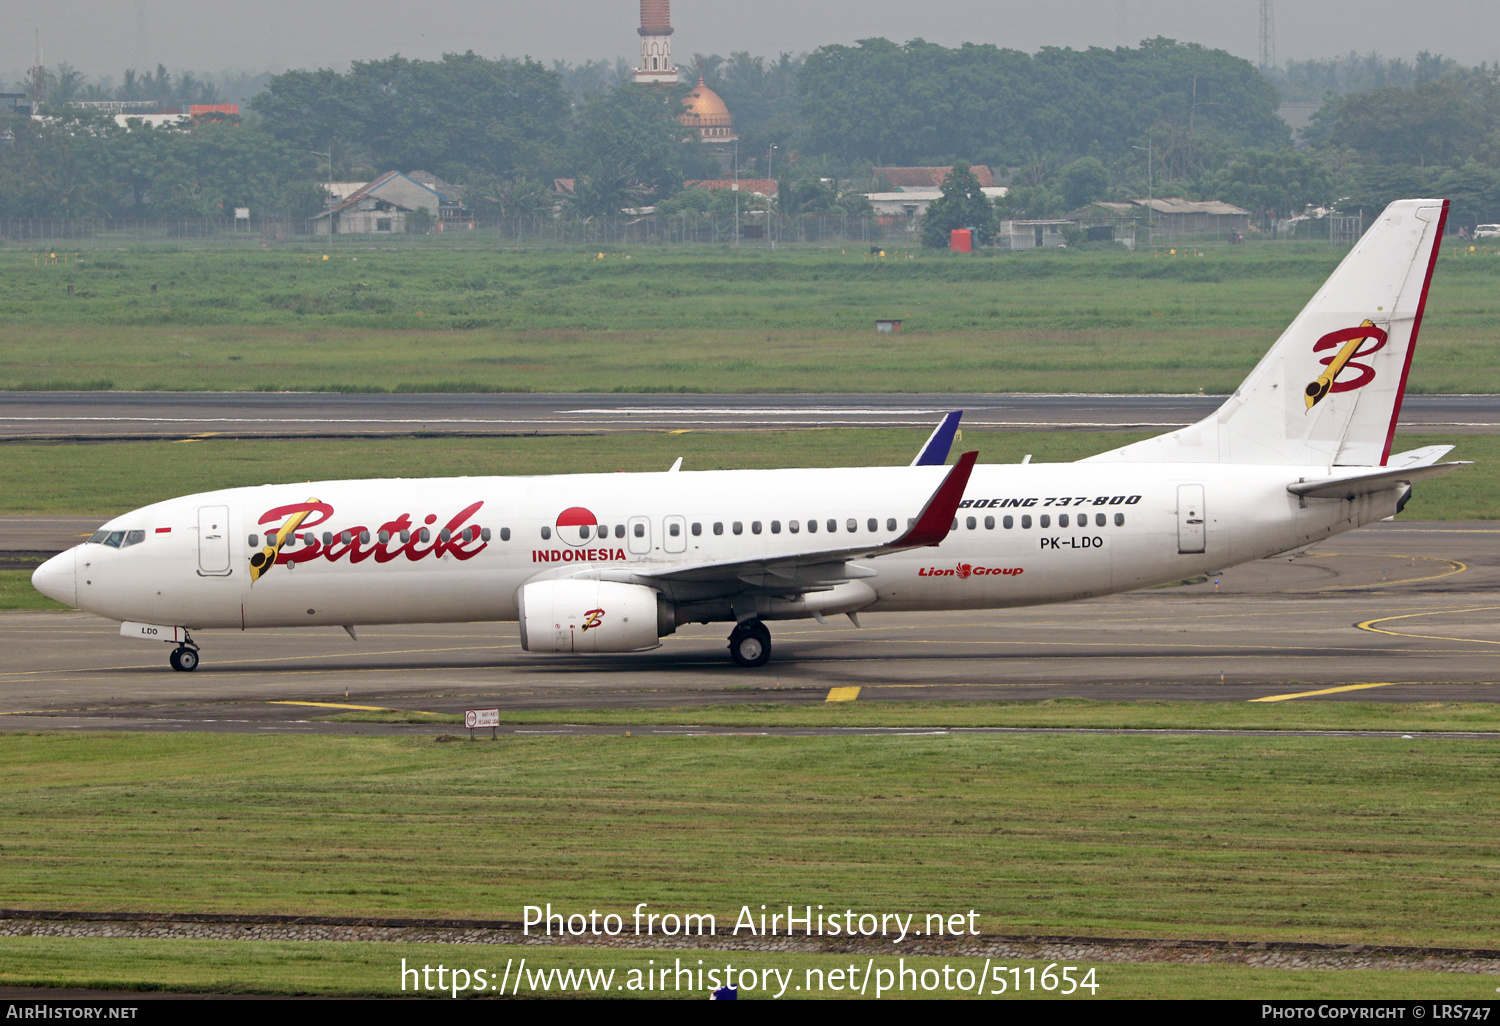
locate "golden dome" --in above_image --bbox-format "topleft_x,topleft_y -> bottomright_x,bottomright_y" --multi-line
679,76 -> 734,131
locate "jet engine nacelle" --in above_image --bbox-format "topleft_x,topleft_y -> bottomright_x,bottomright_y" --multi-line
517,579 -> 662,653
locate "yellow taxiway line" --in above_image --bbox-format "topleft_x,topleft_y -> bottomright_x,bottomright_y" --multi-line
268,700 -> 398,712
1357,605 -> 1500,646
1250,683 -> 1399,703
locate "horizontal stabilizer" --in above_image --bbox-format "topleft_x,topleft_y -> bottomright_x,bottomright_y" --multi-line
1288,461 -> 1469,500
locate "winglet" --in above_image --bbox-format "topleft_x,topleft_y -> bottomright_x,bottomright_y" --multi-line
893,451 -> 978,548
911,411 -> 963,466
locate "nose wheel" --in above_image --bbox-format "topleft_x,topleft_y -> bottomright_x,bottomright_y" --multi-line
728,619 -> 772,668
168,632 -> 200,672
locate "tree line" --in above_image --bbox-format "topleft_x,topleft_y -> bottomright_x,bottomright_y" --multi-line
2,41 -> 1497,230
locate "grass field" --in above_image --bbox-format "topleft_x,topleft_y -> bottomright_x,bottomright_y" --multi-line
1,732 -> 1496,951
4,246 -> 1500,393
0,428 -> 1491,518
313,699 -> 1500,734
1,937 -> 1495,999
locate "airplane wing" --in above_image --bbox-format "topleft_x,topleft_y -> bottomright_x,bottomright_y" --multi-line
911,411 -> 963,466
533,451 -> 976,600
633,451 -> 977,587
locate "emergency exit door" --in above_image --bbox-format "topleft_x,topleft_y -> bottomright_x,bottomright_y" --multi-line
1177,485 -> 1206,554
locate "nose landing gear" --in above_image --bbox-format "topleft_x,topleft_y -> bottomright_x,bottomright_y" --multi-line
168,631 -> 200,672
728,619 -> 772,668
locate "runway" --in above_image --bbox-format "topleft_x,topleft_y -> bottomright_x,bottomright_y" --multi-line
4,391 -> 1500,439
2,521 -> 1497,733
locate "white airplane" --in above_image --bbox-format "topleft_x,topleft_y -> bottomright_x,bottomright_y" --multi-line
33,199 -> 1466,672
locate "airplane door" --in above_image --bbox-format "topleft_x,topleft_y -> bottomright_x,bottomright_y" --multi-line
627,516 -> 652,555
197,505 -> 232,576
663,515 -> 687,553
1177,484 -> 1206,554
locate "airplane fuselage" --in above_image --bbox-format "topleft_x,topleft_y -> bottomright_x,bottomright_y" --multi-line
48,461 -> 1399,633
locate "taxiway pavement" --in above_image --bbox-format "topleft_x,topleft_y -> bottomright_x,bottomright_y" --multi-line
4,391 -> 1500,440
2,520 -> 1497,732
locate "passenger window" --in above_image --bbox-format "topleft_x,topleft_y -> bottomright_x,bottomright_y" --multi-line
691,523 -> 701,536
1003,515 -> 1014,529
1021,515 -> 1032,529
1095,513 -> 1106,527
951,519 -> 957,530
499,528 -> 510,542
1059,514 -> 1069,528
847,518 -> 857,533
480,528 -> 492,541
308,532 -> 320,546
323,531 -> 334,546
634,523 -> 645,538
789,520 -> 799,533
808,520 -> 817,533
733,522 -> 743,535
378,531 -> 390,544
615,524 -> 625,538
984,516 -> 995,529
713,522 -> 724,536
1114,512 -> 1125,527
965,516 -> 976,530
887,518 -> 897,531
867,518 -> 877,532
248,534 -> 260,548
1039,515 -> 1050,529
361,531 -> 371,544
827,519 -> 837,533
752,521 -> 762,535
771,520 -> 781,534
669,522 -> 681,537
541,526 -> 552,540
439,529 -> 450,543
419,528 -> 430,543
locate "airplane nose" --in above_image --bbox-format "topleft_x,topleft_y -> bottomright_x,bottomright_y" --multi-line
31,549 -> 77,607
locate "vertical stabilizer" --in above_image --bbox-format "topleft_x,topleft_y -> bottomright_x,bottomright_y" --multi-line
1086,199 -> 1448,468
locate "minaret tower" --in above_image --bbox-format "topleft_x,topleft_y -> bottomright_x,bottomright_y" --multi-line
633,0 -> 679,85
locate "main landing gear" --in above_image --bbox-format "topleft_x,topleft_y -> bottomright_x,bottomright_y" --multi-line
168,632 -> 200,672
728,619 -> 772,668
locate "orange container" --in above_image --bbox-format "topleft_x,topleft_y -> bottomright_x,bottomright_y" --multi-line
949,229 -> 973,252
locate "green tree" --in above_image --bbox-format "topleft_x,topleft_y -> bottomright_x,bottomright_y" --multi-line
568,84 -> 695,211
1058,156 -> 1108,209
1204,149 -> 1334,228
920,161 -> 998,247
1306,80 -> 1495,166
253,53 -> 570,180
1434,162 -> 1500,227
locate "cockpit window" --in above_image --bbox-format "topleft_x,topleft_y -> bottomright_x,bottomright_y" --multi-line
104,531 -> 125,548
88,531 -> 109,544
120,530 -> 146,549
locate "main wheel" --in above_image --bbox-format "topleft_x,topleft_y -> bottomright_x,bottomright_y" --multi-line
728,621 -> 772,668
170,647 -> 199,672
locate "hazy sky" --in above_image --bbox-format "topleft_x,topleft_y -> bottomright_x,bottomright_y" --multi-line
6,0 -> 1498,83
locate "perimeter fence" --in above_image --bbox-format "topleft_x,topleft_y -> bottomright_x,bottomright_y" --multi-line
0,214 -> 919,250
